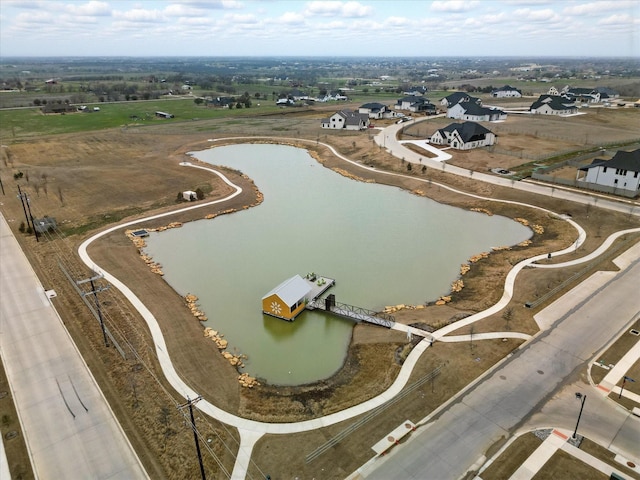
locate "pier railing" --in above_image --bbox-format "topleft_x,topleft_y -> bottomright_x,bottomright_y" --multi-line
308,296 -> 395,328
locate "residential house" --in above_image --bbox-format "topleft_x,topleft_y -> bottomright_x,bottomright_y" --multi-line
359,102 -> 392,119
208,96 -> 235,108
430,121 -> 496,150
262,274 -> 312,321
440,92 -> 481,108
403,85 -> 428,96
547,86 -> 561,96
563,86 -> 600,103
594,87 -> 619,100
529,95 -> 578,115
577,149 -> 640,197
447,102 -> 507,121
321,109 -> 369,130
317,91 -> 348,102
395,96 -> 438,114
42,103 -> 75,114
289,89 -> 310,101
276,97 -> 295,106
491,85 -> 522,98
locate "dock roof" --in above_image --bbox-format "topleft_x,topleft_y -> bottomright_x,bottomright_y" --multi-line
262,274 -> 311,305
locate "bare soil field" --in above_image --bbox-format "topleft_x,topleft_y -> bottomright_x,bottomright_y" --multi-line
0,106 -> 639,479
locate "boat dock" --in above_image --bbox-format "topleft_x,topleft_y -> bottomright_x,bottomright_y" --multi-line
307,294 -> 395,329
262,272 -> 394,328
303,273 -> 336,301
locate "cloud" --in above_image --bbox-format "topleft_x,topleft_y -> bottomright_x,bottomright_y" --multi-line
598,13 -> 639,26
278,11 -> 306,25
513,8 -> 560,23
177,0 -> 243,9
66,1 -> 110,17
305,1 -> 372,18
430,1 -> 479,12
112,8 -> 166,23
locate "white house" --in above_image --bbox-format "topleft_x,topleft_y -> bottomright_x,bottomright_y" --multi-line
577,149 -> 640,196
359,102 -> 391,119
321,109 -> 369,130
491,85 -> 522,98
440,92 -> 480,108
395,96 -> 437,114
447,102 -> 506,121
529,95 -> 578,115
430,121 -> 496,150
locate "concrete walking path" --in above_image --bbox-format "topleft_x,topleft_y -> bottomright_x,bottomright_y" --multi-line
481,429 -> 636,480
75,141 -> 640,479
598,338 -> 640,395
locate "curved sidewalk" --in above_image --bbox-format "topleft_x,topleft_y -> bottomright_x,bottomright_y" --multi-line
76,142 -> 640,479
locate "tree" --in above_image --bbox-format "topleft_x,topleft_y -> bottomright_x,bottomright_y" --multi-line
194,97 -> 204,106
195,188 -> 204,200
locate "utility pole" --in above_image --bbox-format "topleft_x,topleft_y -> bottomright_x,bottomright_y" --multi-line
25,193 -> 39,242
178,396 -> 206,480
77,273 -> 109,346
16,185 -> 30,230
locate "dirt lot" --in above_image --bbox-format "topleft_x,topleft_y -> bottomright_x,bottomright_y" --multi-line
0,107 -> 639,479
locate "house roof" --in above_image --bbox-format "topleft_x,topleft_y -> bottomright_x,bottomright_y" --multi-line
441,121 -> 493,143
455,102 -> 504,117
579,149 -> 640,172
337,109 -> 368,126
442,91 -> 471,104
360,102 -> 387,111
262,275 -> 311,305
493,85 -> 522,93
530,95 -> 575,111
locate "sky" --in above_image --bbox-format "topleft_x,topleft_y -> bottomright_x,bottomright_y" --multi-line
0,0 -> 638,58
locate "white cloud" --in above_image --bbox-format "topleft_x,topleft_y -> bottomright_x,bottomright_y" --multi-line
164,3 -> 208,17
513,8 -> 560,23
305,1 -> 372,18
112,8 -> 166,23
430,1 -> 479,13
278,11 -> 306,25
598,13 -> 639,26
66,1 -> 111,17
223,12 -> 259,24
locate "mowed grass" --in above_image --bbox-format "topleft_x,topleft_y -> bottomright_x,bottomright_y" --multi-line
0,98 -> 284,139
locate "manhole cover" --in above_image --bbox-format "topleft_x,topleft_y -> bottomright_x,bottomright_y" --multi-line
537,370 -> 544,375
5,431 -> 17,440
627,461 -> 636,468
500,375 -> 506,380
387,436 -> 395,442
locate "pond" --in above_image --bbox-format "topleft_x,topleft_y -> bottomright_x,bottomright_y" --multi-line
143,144 -> 531,385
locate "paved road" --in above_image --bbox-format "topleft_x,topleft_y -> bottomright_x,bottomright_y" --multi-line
524,380 -> 640,465
0,213 -> 148,479
377,120 -> 640,216
360,245 -> 640,480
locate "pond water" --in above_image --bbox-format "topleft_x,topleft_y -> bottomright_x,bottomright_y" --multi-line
143,144 -> 531,385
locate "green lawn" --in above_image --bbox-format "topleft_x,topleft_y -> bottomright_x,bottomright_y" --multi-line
0,99 -> 284,140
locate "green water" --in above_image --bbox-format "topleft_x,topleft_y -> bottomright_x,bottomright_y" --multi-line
143,144 -> 531,385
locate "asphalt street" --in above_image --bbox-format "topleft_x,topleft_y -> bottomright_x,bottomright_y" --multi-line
0,213 -> 148,479
362,251 -> 640,479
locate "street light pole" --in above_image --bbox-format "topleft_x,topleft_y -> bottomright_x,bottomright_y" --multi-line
572,392 -> 586,439
619,376 -> 636,399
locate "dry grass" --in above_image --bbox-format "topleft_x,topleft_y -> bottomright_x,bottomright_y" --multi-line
0,106 -> 638,478
479,433 -> 542,480
533,449 -> 609,480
